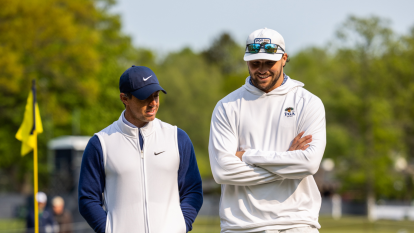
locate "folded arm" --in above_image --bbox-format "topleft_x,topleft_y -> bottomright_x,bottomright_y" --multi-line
242,97 -> 326,179
209,102 -> 283,186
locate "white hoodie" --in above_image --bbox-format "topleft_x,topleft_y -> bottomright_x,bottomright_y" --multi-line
208,75 -> 326,232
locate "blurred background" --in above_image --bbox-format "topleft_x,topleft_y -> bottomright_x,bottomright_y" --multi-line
1,0 -> 414,232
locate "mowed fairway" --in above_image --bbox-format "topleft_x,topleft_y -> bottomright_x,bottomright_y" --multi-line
192,216 -> 414,233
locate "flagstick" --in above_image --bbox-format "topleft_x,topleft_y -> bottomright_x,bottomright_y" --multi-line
32,79 -> 39,233
34,132 -> 39,233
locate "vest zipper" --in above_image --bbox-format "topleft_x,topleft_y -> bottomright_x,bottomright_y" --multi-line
139,129 -> 150,233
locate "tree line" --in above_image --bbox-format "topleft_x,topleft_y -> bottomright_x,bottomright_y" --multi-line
0,0 -> 413,202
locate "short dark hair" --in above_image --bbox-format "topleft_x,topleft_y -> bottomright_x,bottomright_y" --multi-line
124,92 -> 132,99
121,92 -> 132,108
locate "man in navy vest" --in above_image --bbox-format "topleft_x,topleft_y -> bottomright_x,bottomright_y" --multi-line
78,66 -> 203,233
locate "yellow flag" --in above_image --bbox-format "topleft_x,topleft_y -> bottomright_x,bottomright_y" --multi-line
15,91 -> 43,156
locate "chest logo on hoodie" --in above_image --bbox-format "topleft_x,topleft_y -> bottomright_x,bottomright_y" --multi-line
284,107 -> 295,117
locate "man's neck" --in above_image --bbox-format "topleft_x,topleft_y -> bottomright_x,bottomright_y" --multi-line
124,109 -> 146,128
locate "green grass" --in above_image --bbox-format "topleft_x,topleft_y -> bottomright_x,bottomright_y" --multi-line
192,216 -> 414,233
319,216 -> 414,233
0,219 -> 25,233
192,217 -> 221,233
1,216 -> 413,233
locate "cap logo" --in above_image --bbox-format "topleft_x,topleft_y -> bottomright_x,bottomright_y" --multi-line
143,75 -> 152,81
254,38 -> 271,44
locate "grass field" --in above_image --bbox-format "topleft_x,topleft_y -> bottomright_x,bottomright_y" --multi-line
0,219 -> 25,233
1,216 -> 413,233
191,216 -> 414,233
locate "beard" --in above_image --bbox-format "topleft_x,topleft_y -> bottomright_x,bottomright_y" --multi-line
248,62 -> 283,92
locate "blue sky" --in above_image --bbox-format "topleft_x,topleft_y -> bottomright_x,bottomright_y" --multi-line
111,0 -> 414,56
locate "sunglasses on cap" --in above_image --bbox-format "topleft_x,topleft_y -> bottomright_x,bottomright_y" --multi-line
245,43 -> 285,54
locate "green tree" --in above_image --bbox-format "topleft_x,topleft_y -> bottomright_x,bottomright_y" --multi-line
202,33 -> 249,94
286,16 -> 410,218
381,26 -> 414,200
156,48 -> 224,177
0,0 -> 149,192
330,16 -> 404,210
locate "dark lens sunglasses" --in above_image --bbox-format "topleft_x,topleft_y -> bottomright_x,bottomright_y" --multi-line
246,43 -> 285,54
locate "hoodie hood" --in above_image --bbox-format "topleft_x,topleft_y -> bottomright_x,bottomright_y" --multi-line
243,74 -> 304,96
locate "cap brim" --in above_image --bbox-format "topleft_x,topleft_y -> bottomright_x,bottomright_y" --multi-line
244,53 -> 283,61
131,83 -> 167,100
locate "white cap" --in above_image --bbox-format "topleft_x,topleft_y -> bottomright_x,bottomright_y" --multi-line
243,28 -> 286,61
36,192 -> 47,203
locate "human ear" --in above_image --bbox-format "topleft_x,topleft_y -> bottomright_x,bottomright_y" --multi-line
282,53 -> 288,67
120,93 -> 129,106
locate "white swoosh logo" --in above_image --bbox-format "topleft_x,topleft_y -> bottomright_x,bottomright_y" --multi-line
143,75 -> 152,81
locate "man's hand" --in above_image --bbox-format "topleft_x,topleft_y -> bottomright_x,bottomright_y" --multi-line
235,132 -> 311,161
289,131 -> 312,151
235,151 -> 245,161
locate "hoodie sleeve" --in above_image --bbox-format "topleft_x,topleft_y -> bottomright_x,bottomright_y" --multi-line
242,96 -> 326,179
209,101 -> 284,186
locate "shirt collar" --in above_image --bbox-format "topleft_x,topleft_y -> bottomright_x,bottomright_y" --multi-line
122,111 -> 137,128
117,111 -> 156,138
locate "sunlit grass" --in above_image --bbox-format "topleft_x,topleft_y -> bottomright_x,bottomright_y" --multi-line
192,216 -> 414,233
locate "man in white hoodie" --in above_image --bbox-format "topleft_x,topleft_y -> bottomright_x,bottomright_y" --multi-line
208,28 -> 326,233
